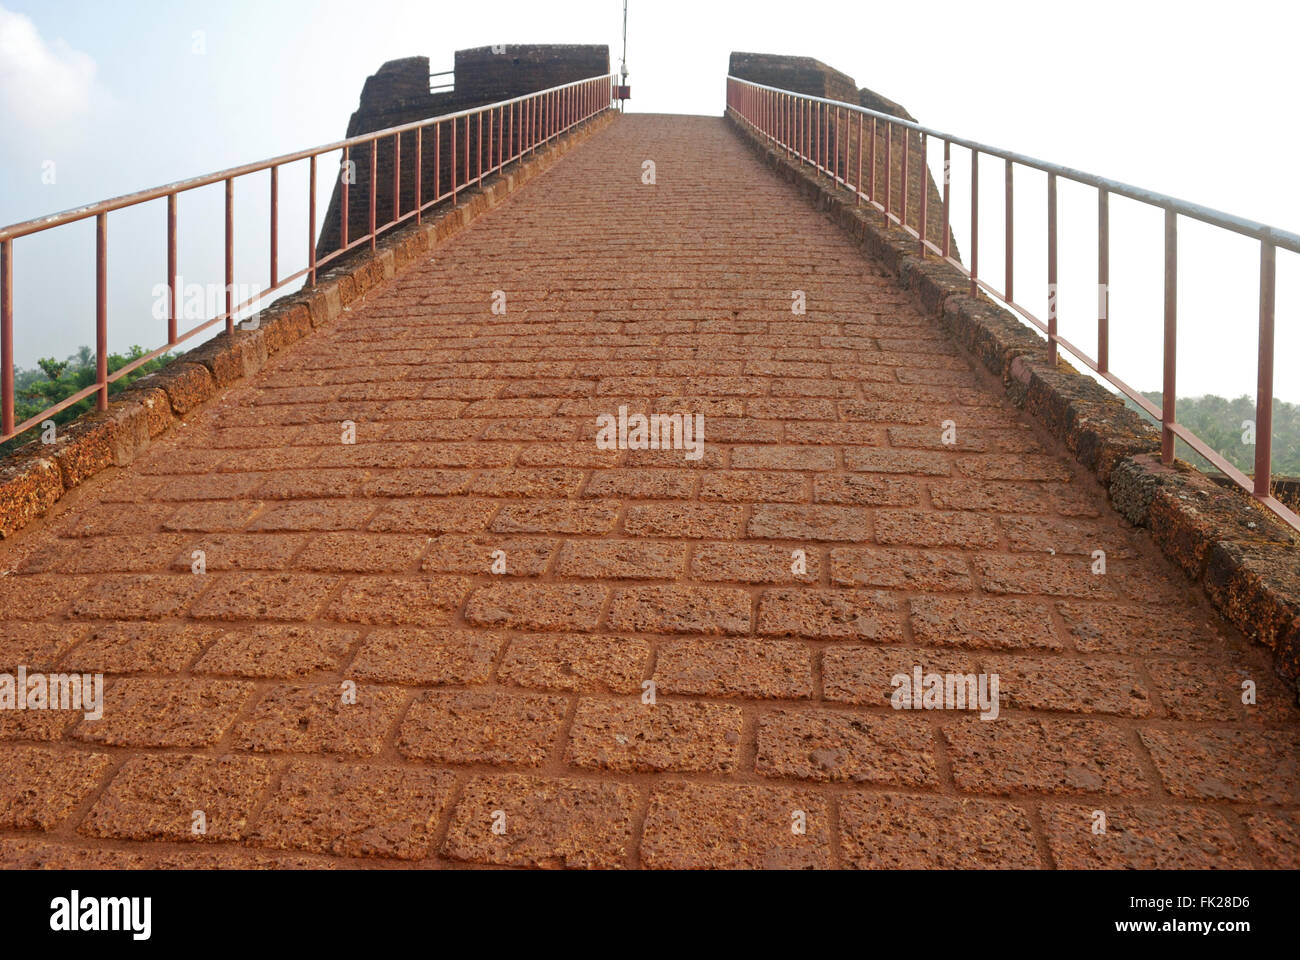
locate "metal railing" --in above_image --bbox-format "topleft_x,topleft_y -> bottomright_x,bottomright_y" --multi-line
0,72 -> 618,445
728,74 -> 1300,532
429,69 -> 454,93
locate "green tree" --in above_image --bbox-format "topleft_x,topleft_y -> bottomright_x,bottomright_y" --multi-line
1132,392 -> 1300,477
2,346 -> 173,457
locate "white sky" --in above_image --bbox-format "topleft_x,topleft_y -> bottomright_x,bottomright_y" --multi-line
0,0 -> 1296,403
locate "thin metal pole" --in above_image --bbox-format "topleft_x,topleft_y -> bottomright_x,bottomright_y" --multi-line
918,132 -> 928,255
1255,239 -> 1276,497
167,194 -> 178,344
1162,210 -> 1178,463
0,238 -> 12,436
795,96 -> 801,164
856,113 -> 863,205
393,133 -> 401,222
902,124 -> 909,227
869,117 -> 876,203
224,178 -> 233,335
814,102 -> 820,173
269,165 -> 278,289
942,140 -> 950,258
970,150 -> 979,295
1004,159 -> 1013,302
452,118 -> 457,202
341,146 -> 349,249
96,213 -> 108,410
1098,189 -> 1109,373
1047,173 -> 1058,365
415,127 -> 423,223
309,155 -> 317,285
835,106 -> 842,184
787,94 -> 793,160
369,139 -> 377,250
885,123 -> 892,219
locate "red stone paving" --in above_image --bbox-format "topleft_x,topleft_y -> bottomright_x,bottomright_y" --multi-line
0,114 -> 1297,869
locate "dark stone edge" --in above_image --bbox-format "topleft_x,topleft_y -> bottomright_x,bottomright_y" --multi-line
727,112 -> 1300,682
0,109 -> 620,540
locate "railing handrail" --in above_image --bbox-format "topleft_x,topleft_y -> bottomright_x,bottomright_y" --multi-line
727,74 -> 1298,533
726,75 -> 1300,254
0,72 -> 616,242
0,71 -> 618,445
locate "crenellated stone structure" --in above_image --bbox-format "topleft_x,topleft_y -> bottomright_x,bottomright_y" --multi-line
317,44 -> 610,258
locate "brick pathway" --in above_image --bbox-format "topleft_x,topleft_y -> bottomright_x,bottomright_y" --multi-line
1,115 -> 1296,869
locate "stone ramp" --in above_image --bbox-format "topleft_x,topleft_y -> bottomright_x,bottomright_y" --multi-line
0,114 -> 1295,869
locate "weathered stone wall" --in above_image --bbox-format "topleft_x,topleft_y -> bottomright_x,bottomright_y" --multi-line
318,45 -> 609,258
728,51 -> 859,104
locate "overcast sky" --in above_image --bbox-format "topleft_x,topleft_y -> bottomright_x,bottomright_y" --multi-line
1,0 -> 1296,403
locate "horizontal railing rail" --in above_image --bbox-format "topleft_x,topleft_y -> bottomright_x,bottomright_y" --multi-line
0,72 -> 618,445
727,74 -> 1299,532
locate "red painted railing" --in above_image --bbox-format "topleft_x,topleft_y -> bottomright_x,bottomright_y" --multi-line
0,73 -> 617,445
728,75 -> 1300,533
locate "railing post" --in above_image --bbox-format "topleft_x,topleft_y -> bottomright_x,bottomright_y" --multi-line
1098,188 -> 1109,373
869,117 -> 876,204
477,111 -> 483,185
970,149 -> 979,295
855,113 -> 863,204
918,132 -> 928,255
415,127 -> 423,224
1047,172 -> 1058,365
901,122 -> 909,227
224,178 -> 234,335
1,238 -> 12,437
270,165 -> 279,289
796,96 -> 802,165
309,155 -> 317,285
341,146 -> 350,250
369,138 -> 377,250
1255,239 -> 1276,498
1004,159 -> 1013,302
96,212 -> 108,410
435,121 -> 441,202
942,140 -> 950,258
393,133 -> 401,222
824,103 -> 830,174
885,122 -> 892,219
801,95 -> 807,163
787,94 -> 792,160
1162,210 -> 1178,463
452,118 -> 458,202
835,106 -> 842,184
814,102 -> 819,172
167,194 -> 178,344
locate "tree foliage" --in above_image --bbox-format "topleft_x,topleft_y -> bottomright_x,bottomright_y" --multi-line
1133,392 -> 1300,477
3,346 -> 173,456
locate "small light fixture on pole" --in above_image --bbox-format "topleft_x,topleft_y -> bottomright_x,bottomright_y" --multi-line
617,0 -> 631,109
